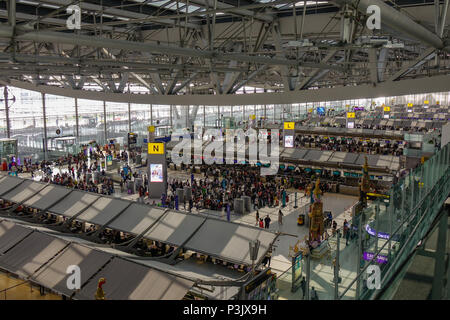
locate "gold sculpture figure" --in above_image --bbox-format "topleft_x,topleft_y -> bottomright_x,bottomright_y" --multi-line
95,278 -> 106,300
308,179 -> 324,244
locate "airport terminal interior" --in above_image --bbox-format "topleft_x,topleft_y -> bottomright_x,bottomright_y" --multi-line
0,0 -> 449,301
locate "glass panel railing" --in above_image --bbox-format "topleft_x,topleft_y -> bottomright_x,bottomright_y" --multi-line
338,143 -> 450,300
281,143 -> 450,300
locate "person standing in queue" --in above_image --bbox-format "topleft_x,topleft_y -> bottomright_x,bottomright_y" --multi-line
264,214 -> 271,229
278,209 -> 284,225
255,210 -> 260,226
259,218 -> 264,228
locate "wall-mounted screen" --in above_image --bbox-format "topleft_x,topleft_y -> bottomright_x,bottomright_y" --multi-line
383,114 -> 390,119
150,164 -> 163,182
347,121 -> 355,129
317,107 -> 325,115
284,135 -> 294,148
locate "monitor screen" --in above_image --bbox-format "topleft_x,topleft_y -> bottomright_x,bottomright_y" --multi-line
317,107 -> 325,115
284,135 -> 294,148
347,121 -> 355,129
383,114 -> 390,119
150,164 -> 164,182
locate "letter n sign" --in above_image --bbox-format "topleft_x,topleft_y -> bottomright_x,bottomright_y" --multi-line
148,143 -> 164,154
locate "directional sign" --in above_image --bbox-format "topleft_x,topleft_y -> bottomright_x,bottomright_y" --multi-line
407,103 -> 413,107
148,125 -> 155,133
424,100 -> 429,104
284,122 -> 295,130
148,143 -> 164,154
347,112 -> 355,119
383,106 -> 390,112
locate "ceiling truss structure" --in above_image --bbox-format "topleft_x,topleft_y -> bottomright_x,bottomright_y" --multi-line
0,0 -> 448,98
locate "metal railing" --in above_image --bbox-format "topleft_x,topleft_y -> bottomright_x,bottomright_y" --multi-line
285,143 -> 450,300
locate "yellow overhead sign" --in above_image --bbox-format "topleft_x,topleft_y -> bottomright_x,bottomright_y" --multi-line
284,122 -> 295,130
249,114 -> 256,120
148,143 -> 164,154
347,112 -> 355,119
148,125 -> 155,133
424,100 -> 429,104
436,101 -> 440,105
383,106 -> 390,112
407,103 -> 413,107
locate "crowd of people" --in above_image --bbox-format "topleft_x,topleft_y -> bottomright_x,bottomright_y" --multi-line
5,142 -> 149,198
293,135 -> 404,156
165,164 -> 292,212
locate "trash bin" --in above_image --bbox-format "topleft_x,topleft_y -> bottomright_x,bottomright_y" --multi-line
242,196 -> 251,213
184,186 -> 192,201
234,198 -> 245,215
176,188 -> 184,203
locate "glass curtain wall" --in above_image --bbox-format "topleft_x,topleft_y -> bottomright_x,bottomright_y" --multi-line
77,99 -> 105,145
192,105 -> 204,128
152,104 -> 171,136
130,104 -> 151,146
232,105 -> 243,125
0,87 -> 449,161
8,89 -> 44,159
205,105 -> 218,127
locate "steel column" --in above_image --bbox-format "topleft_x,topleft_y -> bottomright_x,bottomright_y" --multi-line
103,100 -> 107,143
4,87 -> 10,138
75,98 -> 79,139
42,93 -> 48,160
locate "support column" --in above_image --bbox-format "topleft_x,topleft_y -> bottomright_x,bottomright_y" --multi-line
150,104 -> 153,125
128,102 -> 131,133
431,210 -> 448,299
334,230 -> 341,299
74,98 -> 79,139
305,253 -> 310,300
4,87 -> 10,138
42,93 -> 48,160
7,0 -> 16,27
356,213 -> 363,299
103,101 -> 107,143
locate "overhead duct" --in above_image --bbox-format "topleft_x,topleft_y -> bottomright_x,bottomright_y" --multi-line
333,0 -> 448,52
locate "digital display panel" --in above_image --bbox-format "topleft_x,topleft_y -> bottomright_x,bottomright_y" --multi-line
284,135 -> 294,148
347,121 -> 355,128
317,107 -> 325,115
150,164 -> 163,182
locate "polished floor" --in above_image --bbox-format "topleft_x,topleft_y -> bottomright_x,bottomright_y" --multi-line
0,272 -> 61,300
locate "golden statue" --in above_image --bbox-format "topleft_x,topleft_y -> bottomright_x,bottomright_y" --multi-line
308,179 -> 324,243
95,278 -> 106,300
